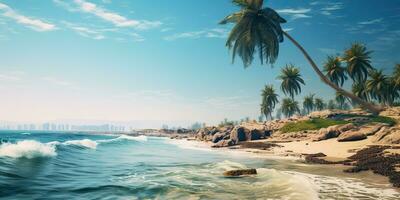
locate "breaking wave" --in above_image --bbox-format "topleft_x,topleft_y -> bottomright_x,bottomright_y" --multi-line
0,140 -> 57,159
0,135 -> 148,159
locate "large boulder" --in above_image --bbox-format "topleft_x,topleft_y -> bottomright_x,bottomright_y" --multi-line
337,130 -> 367,142
230,127 -> 248,143
211,139 -> 235,148
246,129 -> 263,140
372,127 -> 400,144
212,132 -> 225,143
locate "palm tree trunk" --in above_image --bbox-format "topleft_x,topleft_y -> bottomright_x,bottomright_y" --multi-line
282,31 -> 383,115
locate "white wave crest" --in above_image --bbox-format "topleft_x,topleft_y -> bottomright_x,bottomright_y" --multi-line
0,140 -> 57,158
63,139 -> 98,149
98,135 -> 148,144
120,135 -> 147,142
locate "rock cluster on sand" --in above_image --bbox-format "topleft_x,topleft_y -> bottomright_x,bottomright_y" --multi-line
372,126 -> 400,144
344,146 -> 400,188
197,122 -> 274,148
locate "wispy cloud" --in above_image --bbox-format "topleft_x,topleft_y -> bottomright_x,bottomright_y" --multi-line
276,8 -> 312,20
164,28 -> 228,41
0,73 -> 21,81
0,3 -> 56,31
62,21 -> 105,40
358,18 -> 383,25
66,0 -> 162,30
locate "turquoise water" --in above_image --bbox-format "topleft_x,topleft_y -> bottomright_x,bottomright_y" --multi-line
0,131 -> 399,200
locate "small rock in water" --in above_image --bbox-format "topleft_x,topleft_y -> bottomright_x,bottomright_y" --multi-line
223,169 -> 257,177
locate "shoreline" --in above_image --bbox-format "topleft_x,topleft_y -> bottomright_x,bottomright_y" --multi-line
165,135 -> 400,191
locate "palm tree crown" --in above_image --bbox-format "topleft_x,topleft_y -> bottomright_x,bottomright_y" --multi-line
220,0 -> 286,66
335,91 -> 349,110
366,69 -> 396,105
260,84 -> 279,119
278,64 -> 305,99
352,81 -> 370,102
343,43 -> 373,83
314,98 -> 325,111
323,56 -> 347,87
281,98 -> 300,118
303,94 -> 315,114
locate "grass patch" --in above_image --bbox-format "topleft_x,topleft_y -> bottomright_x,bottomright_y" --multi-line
369,116 -> 397,126
280,118 -> 348,133
339,114 -> 397,126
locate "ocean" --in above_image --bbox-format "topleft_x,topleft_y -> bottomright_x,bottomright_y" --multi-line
0,131 -> 399,200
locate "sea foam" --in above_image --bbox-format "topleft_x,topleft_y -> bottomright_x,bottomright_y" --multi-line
0,140 -> 57,158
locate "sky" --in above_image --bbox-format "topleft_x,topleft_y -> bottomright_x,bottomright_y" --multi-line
0,0 -> 399,126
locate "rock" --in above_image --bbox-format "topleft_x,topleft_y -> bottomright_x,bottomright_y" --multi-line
312,123 -> 355,141
239,142 -> 282,150
211,139 -> 235,148
337,123 -> 356,132
360,123 -> 388,136
372,127 -> 400,144
223,169 -> 257,176
246,129 -> 263,140
230,127 -> 248,143
211,132 -> 225,143
337,130 -> 367,142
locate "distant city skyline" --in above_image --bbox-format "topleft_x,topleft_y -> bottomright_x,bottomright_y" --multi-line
0,0 -> 399,125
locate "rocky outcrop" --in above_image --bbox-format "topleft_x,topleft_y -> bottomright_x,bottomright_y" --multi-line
360,123 -> 388,136
230,127 -> 248,143
211,139 -> 235,148
372,127 -> 400,144
211,132 -> 225,143
337,130 -> 367,142
312,124 -> 355,141
223,169 -> 257,176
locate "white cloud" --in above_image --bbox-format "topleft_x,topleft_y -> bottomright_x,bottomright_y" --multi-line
0,3 -> 56,31
62,21 -> 105,40
164,28 -> 228,41
276,8 -> 312,20
321,3 -> 344,11
358,18 -> 383,25
72,0 -> 162,30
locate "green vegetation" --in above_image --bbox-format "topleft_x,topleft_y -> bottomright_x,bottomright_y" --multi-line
280,118 -> 349,133
339,114 -> 398,126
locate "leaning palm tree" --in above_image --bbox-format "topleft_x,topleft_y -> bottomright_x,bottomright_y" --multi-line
314,98 -> 325,111
220,0 -> 382,114
343,43 -> 373,83
367,69 -> 396,106
281,98 -> 300,118
261,84 -> 279,119
278,65 -> 305,99
303,94 -> 315,114
323,56 -> 347,87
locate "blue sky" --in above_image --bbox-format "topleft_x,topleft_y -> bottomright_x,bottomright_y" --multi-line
0,0 -> 399,125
